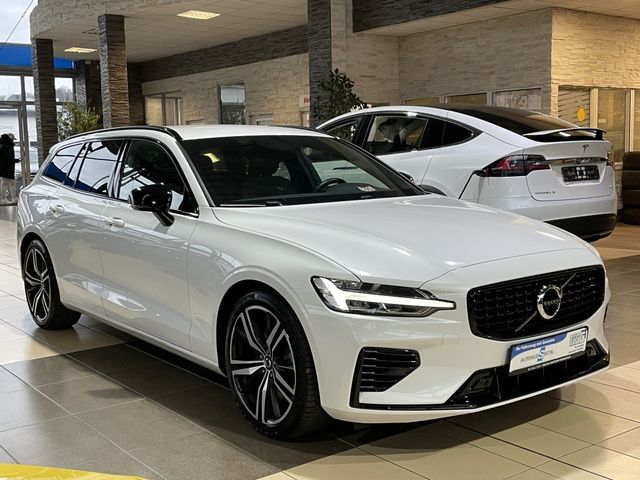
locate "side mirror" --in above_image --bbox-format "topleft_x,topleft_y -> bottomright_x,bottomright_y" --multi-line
399,171 -> 415,183
128,184 -> 174,226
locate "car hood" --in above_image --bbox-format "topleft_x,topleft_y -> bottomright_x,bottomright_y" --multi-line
213,195 -> 591,285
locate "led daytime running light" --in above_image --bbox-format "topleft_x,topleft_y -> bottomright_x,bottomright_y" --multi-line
312,277 -> 455,317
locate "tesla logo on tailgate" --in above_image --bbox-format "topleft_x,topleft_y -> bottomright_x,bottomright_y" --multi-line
582,144 -> 589,154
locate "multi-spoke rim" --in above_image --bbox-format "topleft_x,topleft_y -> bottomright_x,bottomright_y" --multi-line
24,248 -> 51,323
229,305 -> 296,426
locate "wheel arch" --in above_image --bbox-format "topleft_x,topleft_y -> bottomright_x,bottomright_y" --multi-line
20,231 -> 45,266
216,279 -> 297,373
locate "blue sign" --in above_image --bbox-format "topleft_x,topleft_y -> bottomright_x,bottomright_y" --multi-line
0,44 -> 74,70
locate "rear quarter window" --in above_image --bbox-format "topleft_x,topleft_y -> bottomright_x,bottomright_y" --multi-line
43,144 -> 83,183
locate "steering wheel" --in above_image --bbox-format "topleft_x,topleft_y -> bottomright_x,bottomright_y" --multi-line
315,177 -> 346,192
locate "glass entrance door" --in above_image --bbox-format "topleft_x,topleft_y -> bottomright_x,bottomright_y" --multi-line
0,103 -> 32,188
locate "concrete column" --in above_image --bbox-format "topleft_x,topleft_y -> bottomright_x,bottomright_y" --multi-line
31,38 -> 58,165
98,14 -> 129,127
307,0 -> 333,126
74,60 -> 102,116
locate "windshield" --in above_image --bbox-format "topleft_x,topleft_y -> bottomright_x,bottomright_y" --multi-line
181,135 -> 422,206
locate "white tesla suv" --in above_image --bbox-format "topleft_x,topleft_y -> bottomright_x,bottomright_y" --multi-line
318,105 -> 617,241
17,125 -> 609,439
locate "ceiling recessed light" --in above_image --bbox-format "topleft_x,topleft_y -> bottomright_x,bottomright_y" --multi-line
64,47 -> 97,53
177,10 -> 220,20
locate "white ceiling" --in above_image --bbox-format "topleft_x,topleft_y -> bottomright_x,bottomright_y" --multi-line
39,0 -> 640,62
42,0 -> 307,62
365,0 -> 640,36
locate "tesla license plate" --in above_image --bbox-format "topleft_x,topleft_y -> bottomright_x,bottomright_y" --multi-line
562,165 -> 599,182
509,327 -> 588,375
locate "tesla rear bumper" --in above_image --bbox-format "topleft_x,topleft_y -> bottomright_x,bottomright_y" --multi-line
547,213 -> 617,241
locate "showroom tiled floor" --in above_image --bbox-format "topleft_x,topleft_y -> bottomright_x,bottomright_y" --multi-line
0,205 -> 638,479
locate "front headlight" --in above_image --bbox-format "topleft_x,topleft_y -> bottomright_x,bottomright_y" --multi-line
311,277 -> 456,317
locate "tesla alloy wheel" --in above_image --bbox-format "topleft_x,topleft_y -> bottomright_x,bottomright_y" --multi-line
23,240 -> 80,330
225,291 -> 326,439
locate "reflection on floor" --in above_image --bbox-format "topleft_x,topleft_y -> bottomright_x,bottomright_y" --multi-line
0,206 -> 638,480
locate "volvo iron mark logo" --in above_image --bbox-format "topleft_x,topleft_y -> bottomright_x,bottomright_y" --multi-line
537,284 -> 562,320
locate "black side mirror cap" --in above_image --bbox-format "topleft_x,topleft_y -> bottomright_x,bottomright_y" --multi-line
128,184 -> 174,226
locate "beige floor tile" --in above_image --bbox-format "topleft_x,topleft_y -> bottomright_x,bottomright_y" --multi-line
490,423 -> 589,459
285,448 -> 425,480
258,474 -> 295,480
0,323 -> 28,341
507,470 -> 559,480
537,460 -> 610,480
359,425 -> 529,480
625,360 -> 640,371
470,436 -> 549,467
0,337 -> 60,365
527,400 -> 639,443
15,323 -> 123,354
560,445 -> 640,480
587,365 -> 640,394
551,381 -> 640,422
598,427 -> 640,460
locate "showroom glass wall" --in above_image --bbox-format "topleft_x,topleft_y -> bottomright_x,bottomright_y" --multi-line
0,73 -> 74,184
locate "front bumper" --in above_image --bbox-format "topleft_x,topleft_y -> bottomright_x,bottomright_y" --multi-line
295,249 -> 609,423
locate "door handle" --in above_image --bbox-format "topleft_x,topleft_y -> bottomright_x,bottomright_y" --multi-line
49,204 -> 65,216
104,217 -> 125,228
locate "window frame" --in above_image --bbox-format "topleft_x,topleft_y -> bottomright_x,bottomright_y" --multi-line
112,137 -> 199,217
359,111 -> 479,153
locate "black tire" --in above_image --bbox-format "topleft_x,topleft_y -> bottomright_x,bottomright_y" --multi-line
623,207 -> 640,225
22,239 -> 80,330
224,291 -> 327,439
622,171 -> 640,190
623,151 -> 640,170
623,189 -> 640,208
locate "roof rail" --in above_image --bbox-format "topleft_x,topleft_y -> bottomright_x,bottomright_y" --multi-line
66,125 -> 183,141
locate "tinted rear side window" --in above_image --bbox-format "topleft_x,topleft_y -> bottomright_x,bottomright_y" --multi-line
442,122 -> 473,145
73,140 -> 123,195
421,118 -> 445,148
43,144 -> 83,183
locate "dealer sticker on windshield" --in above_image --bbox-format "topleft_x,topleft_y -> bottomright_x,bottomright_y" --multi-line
509,327 -> 588,375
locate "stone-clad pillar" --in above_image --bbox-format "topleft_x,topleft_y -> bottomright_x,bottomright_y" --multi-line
308,0 -> 333,126
75,60 -> 102,116
31,38 -> 58,166
98,14 -> 129,127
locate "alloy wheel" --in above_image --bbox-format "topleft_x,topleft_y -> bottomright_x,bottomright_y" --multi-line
24,248 -> 52,323
229,305 -> 297,426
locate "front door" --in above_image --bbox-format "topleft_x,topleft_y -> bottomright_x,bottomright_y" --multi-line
100,139 -> 198,349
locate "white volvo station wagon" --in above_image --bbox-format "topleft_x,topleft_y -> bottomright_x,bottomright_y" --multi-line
17,125 -> 610,438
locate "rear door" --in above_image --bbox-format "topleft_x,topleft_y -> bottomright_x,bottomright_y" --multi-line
44,140 -> 123,316
522,136 -> 614,201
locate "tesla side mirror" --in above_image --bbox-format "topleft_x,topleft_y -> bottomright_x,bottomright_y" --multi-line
399,171 -> 415,183
128,184 -> 174,226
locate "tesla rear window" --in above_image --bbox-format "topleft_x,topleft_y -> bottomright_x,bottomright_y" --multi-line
446,106 -> 597,139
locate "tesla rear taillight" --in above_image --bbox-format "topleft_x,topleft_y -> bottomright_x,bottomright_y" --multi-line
479,155 -> 549,177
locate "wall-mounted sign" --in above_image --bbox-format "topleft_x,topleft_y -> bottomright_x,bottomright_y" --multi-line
299,94 -> 310,109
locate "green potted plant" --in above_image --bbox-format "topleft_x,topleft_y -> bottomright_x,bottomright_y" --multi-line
57,102 -> 102,140
311,68 -> 367,124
